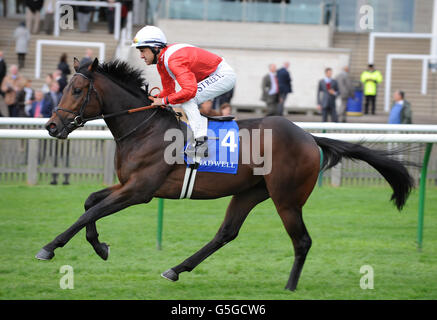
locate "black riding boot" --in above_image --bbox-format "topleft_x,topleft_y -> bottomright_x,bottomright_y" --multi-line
185,136 -> 208,158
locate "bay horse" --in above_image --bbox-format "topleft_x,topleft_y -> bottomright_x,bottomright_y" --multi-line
36,58 -> 414,291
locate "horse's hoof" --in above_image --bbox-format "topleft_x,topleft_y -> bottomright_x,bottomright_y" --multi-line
284,285 -> 297,292
35,248 -> 55,260
96,242 -> 110,261
161,268 -> 179,282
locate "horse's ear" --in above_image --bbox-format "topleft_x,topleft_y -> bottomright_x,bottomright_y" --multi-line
88,58 -> 99,72
73,57 -> 80,71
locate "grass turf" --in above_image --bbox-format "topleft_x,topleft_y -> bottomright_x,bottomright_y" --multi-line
0,184 -> 436,300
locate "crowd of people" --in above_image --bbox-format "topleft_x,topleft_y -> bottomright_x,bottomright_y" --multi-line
0,47 -> 238,119
260,62 -> 293,117
0,50 -> 74,118
19,0 -> 131,35
0,47 -> 412,126
261,61 -> 411,124
7,0 -> 131,71
1,9 -> 411,125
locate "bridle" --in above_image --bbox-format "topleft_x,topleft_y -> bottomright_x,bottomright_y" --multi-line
53,72 -> 167,141
53,72 -> 104,132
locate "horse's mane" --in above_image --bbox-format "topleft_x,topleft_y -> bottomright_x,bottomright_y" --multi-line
80,59 -> 149,98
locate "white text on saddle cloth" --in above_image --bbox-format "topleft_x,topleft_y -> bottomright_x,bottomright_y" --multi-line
163,126 -> 272,176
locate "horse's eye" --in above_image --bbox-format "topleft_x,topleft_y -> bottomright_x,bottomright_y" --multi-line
73,88 -> 82,95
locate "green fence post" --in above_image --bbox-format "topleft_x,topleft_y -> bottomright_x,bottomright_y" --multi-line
318,133 -> 325,187
157,198 -> 164,250
318,150 -> 324,187
417,143 -> 433,250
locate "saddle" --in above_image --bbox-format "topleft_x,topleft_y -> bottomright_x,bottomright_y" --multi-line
203,115 -> 235,122
161,104 -> 234,122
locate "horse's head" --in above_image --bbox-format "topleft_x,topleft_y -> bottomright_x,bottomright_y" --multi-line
45,58 -> 103,139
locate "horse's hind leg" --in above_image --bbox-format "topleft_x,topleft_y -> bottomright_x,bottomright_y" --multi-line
162,185 -> 269,282
277,206 -> 312,291
263,131 -> 319,291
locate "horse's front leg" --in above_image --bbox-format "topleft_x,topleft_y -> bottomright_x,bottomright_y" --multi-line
83,185 -> 121,260
35,182 -> 147,260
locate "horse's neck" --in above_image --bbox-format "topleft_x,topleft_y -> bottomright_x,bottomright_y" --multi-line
101,83 -> 154,141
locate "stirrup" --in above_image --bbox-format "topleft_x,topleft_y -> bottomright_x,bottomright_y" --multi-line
185,136 -> 208,159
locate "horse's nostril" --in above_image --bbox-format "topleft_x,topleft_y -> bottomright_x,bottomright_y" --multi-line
46,123 -> 58,135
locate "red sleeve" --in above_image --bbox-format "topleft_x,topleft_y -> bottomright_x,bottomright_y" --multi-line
157,63 -> 176,99
164,56 -> 198,105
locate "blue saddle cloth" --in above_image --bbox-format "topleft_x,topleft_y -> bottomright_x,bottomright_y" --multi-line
184,120 -> 239,174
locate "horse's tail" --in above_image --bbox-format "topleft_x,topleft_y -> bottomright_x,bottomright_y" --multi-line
313,135 -> 415,211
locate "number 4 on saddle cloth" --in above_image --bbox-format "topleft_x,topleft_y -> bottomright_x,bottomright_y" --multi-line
183,115 -> 239,175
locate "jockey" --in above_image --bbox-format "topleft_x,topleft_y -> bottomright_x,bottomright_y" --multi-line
132,25 -> 236,158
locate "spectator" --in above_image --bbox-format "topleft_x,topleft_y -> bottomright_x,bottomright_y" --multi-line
219,102 -> 232,116
277,61 -> 293,116
120,0 -> 131,29
14,0 -> 26,14
15,80 -> 31,117
43,0 -> 56,34
1,64 -> 24,117
25,0 -> 43,34
335,66 -> 354,122
50,140 -> 71,185
77,2 -> 94,33
80,48 -> 94,66
41,73 -> 53,94
317,67 -> 339,122
30,90 -> 45,117
22,78 -> 35,116
0,51 -> 6,116
261,64 -> 280,116
360,64 -> 383,115
199,100 -> 220,117
53,69 -> 67,93
13,21 -> 30,69
213,88 -> 234,110
57,53 -> 71,80
41,81 -> 62,117
106,0 -> 116,34
0,51 -> 7,98
0,99 -> 4,117
388,90 -> 412,124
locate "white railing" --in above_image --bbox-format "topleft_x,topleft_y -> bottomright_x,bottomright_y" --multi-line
367,32 -> 435,65
368,30 -> 437,113
1,129 -> 437,143
295,122 -> 437,132
2,118 -> 437,132
0,118 -> 106,126
55,1 -> 121,40
35,40 -> 106,79
384,54 -> 437,112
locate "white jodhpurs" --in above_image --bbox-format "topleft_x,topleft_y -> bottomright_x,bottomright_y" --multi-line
180,59 -> 236,139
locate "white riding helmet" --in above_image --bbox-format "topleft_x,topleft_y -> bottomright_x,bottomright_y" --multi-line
132,25 -> 167,49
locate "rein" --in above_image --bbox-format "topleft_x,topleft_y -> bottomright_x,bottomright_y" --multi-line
54,72 -> 165,141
